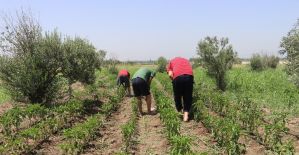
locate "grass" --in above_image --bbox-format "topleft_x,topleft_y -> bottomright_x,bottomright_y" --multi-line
194,65 -> 299,116
0,87 -> 10,104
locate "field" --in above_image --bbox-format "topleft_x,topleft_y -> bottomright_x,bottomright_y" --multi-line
0,64 -> 298,155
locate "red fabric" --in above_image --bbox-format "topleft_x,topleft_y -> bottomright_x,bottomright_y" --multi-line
118,69 -> 130,77
167,57 -> 193,80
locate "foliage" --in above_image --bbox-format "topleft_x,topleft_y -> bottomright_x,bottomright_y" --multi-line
224,67 -> 299,114
189,57 -> 202,68
250,54 -> 279,71
266,55 -> 280,69
264,112 -> 294,154
0,87 -> 11,104
0,107 -> 24,135
169,135 -> 193,155
63,37 -> 99,85
250,54 -> 265,71
60,79 -> 125,154
281,19 -> 299,87
197,36 -> 237,91
0,27 -> 65,103
156,56 -> 168,73
0,11 -> 100,104
62,37 -> 100,97
60,115 -> 103,154
0,99 -> 84,154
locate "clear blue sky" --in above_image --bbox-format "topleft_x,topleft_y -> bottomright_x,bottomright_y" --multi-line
0,0 -> 298,60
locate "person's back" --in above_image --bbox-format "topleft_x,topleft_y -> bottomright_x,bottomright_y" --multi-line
167,57 -> 193,80
132,67 -> 154,83
167,57 -> 193,122
117,69 -> 131,96
131,67 -> 156,115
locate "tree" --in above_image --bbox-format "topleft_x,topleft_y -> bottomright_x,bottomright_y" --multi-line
281,19 -> 299,87
156,56 -> 167,72
197,36 -> 237,91
0,10 -> 101,104
0,10 -> 65,103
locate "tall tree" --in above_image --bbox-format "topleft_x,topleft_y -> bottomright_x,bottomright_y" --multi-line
197,36 -> 237,91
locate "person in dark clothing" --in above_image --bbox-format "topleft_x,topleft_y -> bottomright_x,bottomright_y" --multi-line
117,69 -> 131,96
167,57 -> 193,122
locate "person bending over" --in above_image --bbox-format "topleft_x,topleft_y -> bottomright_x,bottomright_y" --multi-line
117,69 -> 131,96
167,57 -> 193,122
131,68 -> 156,115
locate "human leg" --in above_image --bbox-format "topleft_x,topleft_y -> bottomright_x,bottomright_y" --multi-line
173,77 -> 183,112
182,75 -> 194,121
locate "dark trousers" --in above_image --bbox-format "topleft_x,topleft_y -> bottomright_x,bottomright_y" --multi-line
172,75 -> 194,112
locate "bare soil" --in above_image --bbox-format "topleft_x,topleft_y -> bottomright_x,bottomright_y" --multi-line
135,95 -> 169,155
0,102 -> 13,116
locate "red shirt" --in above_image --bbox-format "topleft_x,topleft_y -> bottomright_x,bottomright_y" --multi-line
118,69 -> 130,77
167,57 -> 193,80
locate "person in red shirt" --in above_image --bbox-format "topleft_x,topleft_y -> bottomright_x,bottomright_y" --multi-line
166,57 -> 193,122
117,69 -> 131,96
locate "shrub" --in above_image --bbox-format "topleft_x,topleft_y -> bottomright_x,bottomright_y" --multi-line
0,11 -> 100,104
267,55 -> 280,68
250,54 -> 280,71
250,54 -> 265,71
197,36 -> 237,91
0,30 -> 65,103
156,56 -> 167,72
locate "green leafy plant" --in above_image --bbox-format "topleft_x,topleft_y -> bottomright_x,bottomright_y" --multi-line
169,135 -> 193,155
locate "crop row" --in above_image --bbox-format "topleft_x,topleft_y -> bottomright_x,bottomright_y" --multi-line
152,81 -> 196,155
0,100 -> 84,154
0,104 -> 47,136
120,98 -> 138,154
155,73 -> 173,95
193,98 -> 244,154
0,70 -> 122,154
194,84 -> 294,154
0,69 -> 116,138
59,83 -> 125,154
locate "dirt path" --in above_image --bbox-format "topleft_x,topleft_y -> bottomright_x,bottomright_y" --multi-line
83,96 -> 133,155
135,94 -> 169,155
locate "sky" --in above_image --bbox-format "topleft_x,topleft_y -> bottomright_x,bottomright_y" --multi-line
0,0 -> 298,61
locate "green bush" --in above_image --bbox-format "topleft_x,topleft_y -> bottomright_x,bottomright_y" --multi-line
0,30 -> 65,103
250,54 -> 265,71
281,19 -> 299,87
0,12 -> 101,104
250,54 -> 280,71
156,56 -> 167,73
